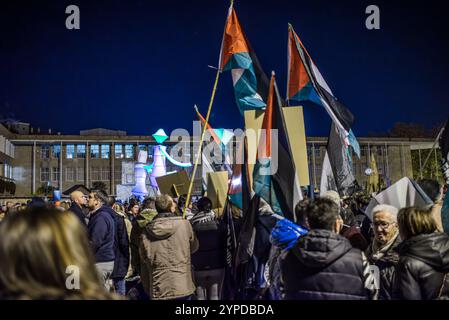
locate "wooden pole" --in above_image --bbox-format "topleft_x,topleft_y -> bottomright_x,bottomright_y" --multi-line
183,69 -> 221,218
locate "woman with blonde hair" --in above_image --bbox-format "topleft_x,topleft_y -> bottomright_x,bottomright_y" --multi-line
0,207 -> 119,299
392,206 -> 449,299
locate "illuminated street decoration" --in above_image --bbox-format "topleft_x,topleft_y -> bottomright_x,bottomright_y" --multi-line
131,129 -> 192,199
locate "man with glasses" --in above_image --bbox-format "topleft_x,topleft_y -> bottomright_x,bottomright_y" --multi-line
366,204 -> 401,300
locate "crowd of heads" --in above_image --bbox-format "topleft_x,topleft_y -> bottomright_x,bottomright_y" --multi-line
0,176 -> 447,300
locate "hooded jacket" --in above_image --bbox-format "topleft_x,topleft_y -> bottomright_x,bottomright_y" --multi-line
139,213 -> 199,300
392,232 -> 449,300
280,229 -> 369,300
130,208 -> 158,276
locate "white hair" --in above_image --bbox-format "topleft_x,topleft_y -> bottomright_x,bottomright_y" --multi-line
321,190 -> 341,208
372,204 -> 398,222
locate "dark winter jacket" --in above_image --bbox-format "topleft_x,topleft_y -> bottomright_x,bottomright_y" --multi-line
190,211 -> 227,271
366,234 -> 401,300
87,206 -> 116,263
68,202 -> 87,226
280,229 -> 369,300
392,232 -> 449,300
103,205 -> 130,279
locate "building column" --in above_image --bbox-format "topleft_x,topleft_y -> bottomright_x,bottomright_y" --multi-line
86,142 -> 89,187
32,141 -> 36,194
111,143 -> 115,195
59,141 -> 63,191
384,143 -> 389,181
401,143 -> 406,177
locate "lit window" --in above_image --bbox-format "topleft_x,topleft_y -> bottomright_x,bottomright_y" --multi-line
66,145 -> 75,159
90,145 -> 100,159
52,145 -> 61,158
76,145 -> 86,158
101,145 -> 110,159
125,145 -> 134,159
115,144 -> 124,159
41,145 -> 50,159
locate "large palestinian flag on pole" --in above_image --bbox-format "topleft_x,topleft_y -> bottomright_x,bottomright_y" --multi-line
219,3 -> 269,115
287,23 -> 359,153
253,72 -> 302,221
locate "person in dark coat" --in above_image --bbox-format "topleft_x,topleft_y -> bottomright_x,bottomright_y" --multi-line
69,191 -> 88,226
190,197 -> 227,300
393,206 -> 449,300
87,190 -> 116,290
366,204 -> 401,300
103,195 -> 130,296
280,198 -> 372,300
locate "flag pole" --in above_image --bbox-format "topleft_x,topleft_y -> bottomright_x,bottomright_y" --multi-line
419,124 -> 446,179
182,0 -> 234,218
183,69 -> 221,218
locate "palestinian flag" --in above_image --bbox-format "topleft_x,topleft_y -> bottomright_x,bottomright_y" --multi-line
287,23 -> 359,154
228,137 -> 251,210
320,123 -> 358,197
253,72 -> 302,221
219,4 -> 269,115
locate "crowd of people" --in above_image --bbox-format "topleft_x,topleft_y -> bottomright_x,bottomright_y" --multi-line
0,178 -> 448,300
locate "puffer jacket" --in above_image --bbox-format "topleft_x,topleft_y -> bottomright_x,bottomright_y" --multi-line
366,234 -> 401,300
392,232 -> 449,300
190,211 -> 227,271
280,229 -> 370,300
140,213 -> 199,300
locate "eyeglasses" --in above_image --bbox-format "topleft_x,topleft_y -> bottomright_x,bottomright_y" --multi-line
373,221 -> 393,230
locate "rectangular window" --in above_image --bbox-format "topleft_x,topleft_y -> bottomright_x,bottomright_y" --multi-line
90,144 -> 100,159
40,167 -> 50,182
115,144 -> 124,159
91,167 -> 100,181
101,144 -> 110,159
101,168 -> 110,181
52,167 -> 60,182
76,167 -> 84,181
52,145 -> 61,158
76,144 -> 86,158
138,144 -> 147,152
66,167 -> 74,182
41,145 -> 50,159
66,145 -> 75,159
125,144 -> 134,159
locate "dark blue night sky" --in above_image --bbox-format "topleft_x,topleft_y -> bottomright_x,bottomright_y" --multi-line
1,0 -> 448,136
